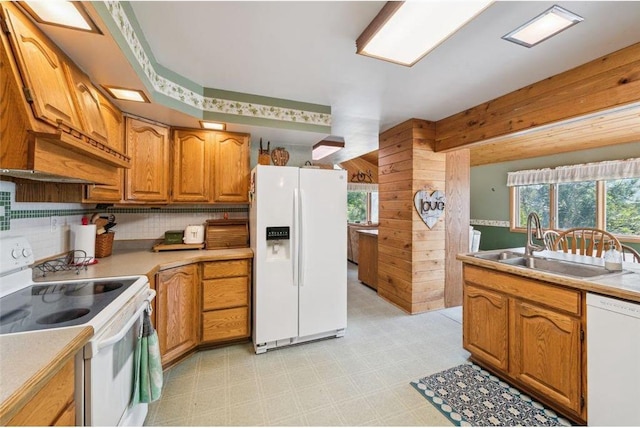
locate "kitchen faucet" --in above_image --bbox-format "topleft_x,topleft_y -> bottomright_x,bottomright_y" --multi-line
525,212 -> 545,256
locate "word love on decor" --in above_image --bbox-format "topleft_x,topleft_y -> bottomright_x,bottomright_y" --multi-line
414,190 -> 446,229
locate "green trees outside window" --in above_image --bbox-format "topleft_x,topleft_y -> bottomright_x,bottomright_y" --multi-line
515,177 -> 640,239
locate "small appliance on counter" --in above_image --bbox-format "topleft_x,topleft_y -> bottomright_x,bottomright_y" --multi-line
183,224 -> 205,244
164,230 -> 184,245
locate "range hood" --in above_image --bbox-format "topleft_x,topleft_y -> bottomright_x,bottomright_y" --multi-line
1,169 -> 94,183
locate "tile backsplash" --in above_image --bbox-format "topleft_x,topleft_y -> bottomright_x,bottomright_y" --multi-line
0,181 -> 247,261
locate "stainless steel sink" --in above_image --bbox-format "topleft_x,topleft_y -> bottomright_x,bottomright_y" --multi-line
471,251 -> 523,262
470,250 -> 624,279
499,256 -> 618,278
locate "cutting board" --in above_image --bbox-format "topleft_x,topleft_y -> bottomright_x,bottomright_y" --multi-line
152,243 -> 205,252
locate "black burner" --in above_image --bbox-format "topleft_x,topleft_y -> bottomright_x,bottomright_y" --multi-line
64,281 -> 124,296
36,308 -> 90,325
0,308 -> 30,326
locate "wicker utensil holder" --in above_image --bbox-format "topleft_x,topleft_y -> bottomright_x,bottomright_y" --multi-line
95,232 -> 115,258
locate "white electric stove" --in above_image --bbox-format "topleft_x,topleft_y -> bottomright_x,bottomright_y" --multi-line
0,236 -> 155,426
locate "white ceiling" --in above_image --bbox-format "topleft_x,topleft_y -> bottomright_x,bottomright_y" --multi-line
40,1 -> 640,163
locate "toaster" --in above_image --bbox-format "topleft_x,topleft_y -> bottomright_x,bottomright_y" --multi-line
183,224 -> 205,244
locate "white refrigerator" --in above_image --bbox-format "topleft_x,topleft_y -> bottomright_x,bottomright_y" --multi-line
249,165 -> 347,354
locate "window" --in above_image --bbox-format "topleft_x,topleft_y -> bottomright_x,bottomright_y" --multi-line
347,191 -> 367,223
606,178 -> 640,236
516,184 -> 550,228
508,158 -> 640,241
347,185 -> 378,224
511,177 -> 640,240
557,181 -> 596,228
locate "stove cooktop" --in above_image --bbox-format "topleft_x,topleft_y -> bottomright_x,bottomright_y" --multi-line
0,278 -> 138,334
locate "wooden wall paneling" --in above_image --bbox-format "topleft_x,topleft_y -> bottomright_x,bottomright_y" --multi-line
444,149 -> 470,307
339,156 -> 378,183
378,118 -> 446,314
436,42 -> 640,152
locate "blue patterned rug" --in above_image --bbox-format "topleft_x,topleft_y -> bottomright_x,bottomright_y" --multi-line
411,362 -> 573,426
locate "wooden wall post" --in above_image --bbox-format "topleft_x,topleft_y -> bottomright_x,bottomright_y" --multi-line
378,119 -> 448,313
445,149 -> 470,307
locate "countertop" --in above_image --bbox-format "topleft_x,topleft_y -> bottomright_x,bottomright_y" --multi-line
0,326 -> 93,425
33,247 -> 254,282
1,246 -> 254,422
457,248 -> 640,303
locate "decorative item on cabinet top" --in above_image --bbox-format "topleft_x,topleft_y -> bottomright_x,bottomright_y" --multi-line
270,147 -> 290,166
258,138 -> 271,165
351,170 -> 373,183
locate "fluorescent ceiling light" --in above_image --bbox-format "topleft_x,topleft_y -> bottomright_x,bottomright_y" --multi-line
312,140 -> 345,161
502,5 -> 583,48
101,86 -> 149,103
200,121 -> 226,131
356,1 -> 493,67
20,1 -> 101,34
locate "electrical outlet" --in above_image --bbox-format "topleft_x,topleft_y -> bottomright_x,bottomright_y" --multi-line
50,216 -> 60,232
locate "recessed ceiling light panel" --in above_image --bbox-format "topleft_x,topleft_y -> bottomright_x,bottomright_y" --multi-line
502,5 -> 583,48
101,86 -> 150,103
19,1 -> 102,34
356,1 -> 493,67
200,121 -> 226,131
312,140 -> 345,161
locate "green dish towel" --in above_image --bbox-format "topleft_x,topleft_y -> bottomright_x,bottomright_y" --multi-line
131,304 -> 163,406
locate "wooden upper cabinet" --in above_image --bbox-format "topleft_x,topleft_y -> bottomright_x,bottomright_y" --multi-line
1,4 -> 80,129
84,92 -> 125,203
214,132 -> 249,203
172,129 -> 212,203
63,64 -> 108,143
97,91 -> 125,153
125,117 -> 170,203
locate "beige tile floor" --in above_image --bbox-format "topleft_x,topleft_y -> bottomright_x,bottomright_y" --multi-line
146,263 -> 470,426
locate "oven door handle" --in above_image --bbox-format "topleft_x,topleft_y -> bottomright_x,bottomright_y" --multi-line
96,297 -> 152,352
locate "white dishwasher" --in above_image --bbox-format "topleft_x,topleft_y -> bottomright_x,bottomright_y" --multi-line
587,293 -> 640,426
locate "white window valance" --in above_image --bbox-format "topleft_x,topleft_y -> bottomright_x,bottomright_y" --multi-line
347,182 -> 378,192
507,158 -> 640,186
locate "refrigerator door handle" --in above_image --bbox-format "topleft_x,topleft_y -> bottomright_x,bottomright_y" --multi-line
298,188 -> 305,287
293,188 -> 300,287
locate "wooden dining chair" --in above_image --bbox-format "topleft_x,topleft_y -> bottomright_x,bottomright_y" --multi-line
621,244 -> 640,263
552,228 -> 621,258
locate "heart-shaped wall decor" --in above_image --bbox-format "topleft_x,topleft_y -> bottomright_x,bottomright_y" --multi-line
414,190 -> 446,229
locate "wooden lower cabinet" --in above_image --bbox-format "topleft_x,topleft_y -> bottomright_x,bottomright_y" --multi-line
510,300 -> 582,415
462,264 -> 585,423
156,264 -> 199,367
8,358 -> 76,426
357,232 -> 378,289
463,284 -> 508,371
201,259 -> 251,344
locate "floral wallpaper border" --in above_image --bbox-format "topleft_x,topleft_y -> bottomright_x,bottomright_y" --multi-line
104,1 -> 331,127
470,219 -> 510,227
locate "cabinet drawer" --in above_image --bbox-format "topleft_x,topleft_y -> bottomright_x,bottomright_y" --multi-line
202,259 -> 249,279
464,265 -> 581,315
203,276 -> 248,310
202,307 -> 249,342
